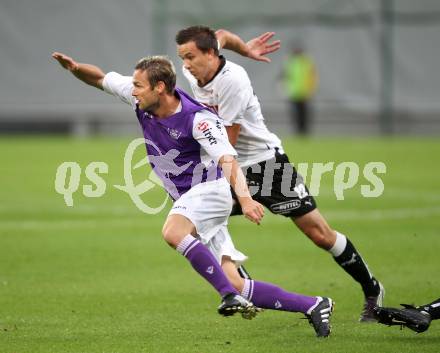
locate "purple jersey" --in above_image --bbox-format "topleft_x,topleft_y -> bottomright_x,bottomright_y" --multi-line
102,72 -> 236,200
135,88 -> 222,200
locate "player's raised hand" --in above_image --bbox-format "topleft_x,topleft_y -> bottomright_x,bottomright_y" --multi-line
52,52 -> 79,72
246,32 -> 281,63
51,52 -> 105,89
241,198 -> 265,225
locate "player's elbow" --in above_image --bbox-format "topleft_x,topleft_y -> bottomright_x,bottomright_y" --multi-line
215,29 -> 228,48
215,29 -> 227,37
228,135 -> 238,146
226,124 -> 241,146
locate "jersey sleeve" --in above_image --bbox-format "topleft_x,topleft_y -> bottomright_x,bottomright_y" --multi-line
192,110 -> 237,163
217,72 -> 253,126
102,72 -> 136,108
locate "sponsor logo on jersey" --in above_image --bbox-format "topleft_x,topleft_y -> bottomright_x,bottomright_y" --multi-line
197,121 -> 209,131
196,121 -> 217,145
206,266 -> 214,274
270,200 -> 301,214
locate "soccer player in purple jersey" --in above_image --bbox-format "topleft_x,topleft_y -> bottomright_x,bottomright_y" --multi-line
175,26 -> 384,322
52,52 -> 334,337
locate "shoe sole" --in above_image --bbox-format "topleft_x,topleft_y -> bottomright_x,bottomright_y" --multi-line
218,304 -> 257,319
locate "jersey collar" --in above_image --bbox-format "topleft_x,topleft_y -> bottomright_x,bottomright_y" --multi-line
199,55 -> 226,87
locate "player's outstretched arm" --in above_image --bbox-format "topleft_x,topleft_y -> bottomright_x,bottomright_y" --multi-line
52,52 -> 105,90
215,29 -> 281,63
219,155 -> 264,225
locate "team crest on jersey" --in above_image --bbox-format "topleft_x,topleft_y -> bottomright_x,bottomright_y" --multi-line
167,128 -> 182,140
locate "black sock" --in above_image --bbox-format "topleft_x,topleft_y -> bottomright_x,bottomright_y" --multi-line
333,239 -> 379,297
418,298 -> 440,320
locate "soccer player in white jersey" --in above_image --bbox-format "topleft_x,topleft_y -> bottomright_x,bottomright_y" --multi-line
52,52 -> 334,337
176,26 -> 384,322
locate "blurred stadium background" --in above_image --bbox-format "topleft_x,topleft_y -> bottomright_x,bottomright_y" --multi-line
1,0 -> 440,136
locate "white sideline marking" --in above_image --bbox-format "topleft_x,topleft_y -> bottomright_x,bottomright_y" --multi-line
1,207 -> 440,230
323,206 -> 440,221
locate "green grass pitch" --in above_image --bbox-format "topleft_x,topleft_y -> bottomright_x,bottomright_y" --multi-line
1,136 -> 439,353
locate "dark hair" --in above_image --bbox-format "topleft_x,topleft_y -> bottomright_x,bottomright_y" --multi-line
175,25 -> 219,56
135,56 -> 176,94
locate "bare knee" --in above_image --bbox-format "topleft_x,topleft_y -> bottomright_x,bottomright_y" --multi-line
162,214 -> 195,249
162,224 -> 183,248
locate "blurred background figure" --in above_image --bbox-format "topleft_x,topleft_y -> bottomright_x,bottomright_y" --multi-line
282,44 -> 318,135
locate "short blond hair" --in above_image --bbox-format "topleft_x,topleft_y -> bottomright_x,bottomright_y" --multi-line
135,56 -> 176,94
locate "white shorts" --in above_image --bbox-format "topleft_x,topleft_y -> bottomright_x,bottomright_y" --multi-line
168,178 -> 247,265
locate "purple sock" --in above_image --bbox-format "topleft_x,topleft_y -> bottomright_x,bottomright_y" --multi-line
176,235 -> 238,297
242,279 -> 318,314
